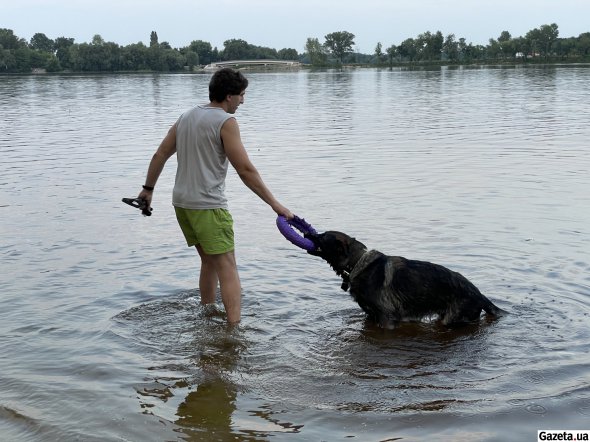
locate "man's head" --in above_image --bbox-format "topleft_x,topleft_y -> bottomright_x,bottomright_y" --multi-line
209,68 -> 249,104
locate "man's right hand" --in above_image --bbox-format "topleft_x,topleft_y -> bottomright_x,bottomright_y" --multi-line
273,203 -> 294,220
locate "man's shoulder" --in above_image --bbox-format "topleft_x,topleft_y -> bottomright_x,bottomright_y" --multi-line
179,105 -> 231,122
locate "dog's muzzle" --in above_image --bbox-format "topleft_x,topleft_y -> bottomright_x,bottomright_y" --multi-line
304,232 -> 322,255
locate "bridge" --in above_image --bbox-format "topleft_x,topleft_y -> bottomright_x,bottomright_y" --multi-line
204,60 -> 302,70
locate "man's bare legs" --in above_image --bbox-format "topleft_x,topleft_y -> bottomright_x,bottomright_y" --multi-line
196,245 -> 241,323
196,245 -> 218,304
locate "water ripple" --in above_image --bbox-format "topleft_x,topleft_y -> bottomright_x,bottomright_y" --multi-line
1,67 -> 589,441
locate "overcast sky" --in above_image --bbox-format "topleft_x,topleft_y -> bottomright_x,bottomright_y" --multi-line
4,0 -> 590,53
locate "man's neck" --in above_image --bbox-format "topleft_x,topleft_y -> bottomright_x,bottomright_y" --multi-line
206,101 -> 228,112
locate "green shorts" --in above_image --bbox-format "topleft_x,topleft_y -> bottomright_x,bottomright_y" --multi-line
174,207 -> 234,255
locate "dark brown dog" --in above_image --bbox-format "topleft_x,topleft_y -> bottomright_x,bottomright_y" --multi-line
306,231 -> 504,329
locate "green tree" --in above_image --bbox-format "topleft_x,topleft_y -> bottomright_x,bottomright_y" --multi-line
185,50 -> 199,70
188,40 -> 214,65
150,31 -> 158,47
511,36 -> 527,60
45,55 -> 61,72
104,41 -> 122,70
554,37 -> 576,58
278,48 -> 298,60
416,31 -> 443,61
29,49 -> 50,68
525,24 -> 558,58
13,47 -> 33,72
147,44 -> 164,70
30,33 -> 54,52
443,34 -> 459,61
252,45 -> 278,59
374,41 -> 383,64
120,42 -> 149,70
498,31 -> 511,44
54,37 -> 75,69
222,38 -> 250,60
0,28 -> 27,50
472,44 -> 487,61
385,44 -> 397,67
458,37 -> 468,60
398,38 -> 417,61
324,31 -> 355,63
488,38 -> 501,59
162,48 -> 184,70
498,31 -> 513,59
578,32 -> 590,56
0,47 -> 17,71
305,37 -> 327,66
71,37 -> 121,71
92,34 -> 104,46
374,42 -> 383,57
67,44 -> 80,70
538,23 -> 559,57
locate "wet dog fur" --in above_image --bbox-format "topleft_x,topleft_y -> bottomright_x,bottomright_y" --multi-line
306,231 -> 504,329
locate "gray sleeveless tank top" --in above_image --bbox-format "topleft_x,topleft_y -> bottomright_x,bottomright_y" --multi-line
172,105 -> 234,209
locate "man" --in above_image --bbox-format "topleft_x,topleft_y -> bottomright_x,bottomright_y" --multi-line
137,68 -> 293,324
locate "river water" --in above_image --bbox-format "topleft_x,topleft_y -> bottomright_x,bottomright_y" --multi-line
1,66 -> 589,441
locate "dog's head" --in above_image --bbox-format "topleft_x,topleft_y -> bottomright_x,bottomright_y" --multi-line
305,231 -> 368,278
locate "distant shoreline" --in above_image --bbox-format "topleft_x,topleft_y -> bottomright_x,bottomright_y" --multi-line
3,60 -> 589,76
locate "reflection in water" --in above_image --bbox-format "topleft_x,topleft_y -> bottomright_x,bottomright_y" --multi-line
115,295 -> 242,438
176,324 -> 242,440
115,293 -> 305,440
176,378 -> 236,437
352,319 -> 499,413
120,292 -> 499,436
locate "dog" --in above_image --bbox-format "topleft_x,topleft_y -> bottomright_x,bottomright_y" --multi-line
306,231 -> 504,329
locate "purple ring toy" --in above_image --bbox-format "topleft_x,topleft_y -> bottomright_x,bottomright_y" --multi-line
276,215 -> 317,251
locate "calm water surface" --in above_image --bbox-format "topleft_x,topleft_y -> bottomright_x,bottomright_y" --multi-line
1,66 -> 589,441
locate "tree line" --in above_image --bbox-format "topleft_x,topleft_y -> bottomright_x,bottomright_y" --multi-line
311,25 -> 590,66
1,23 -> 589,73
0,30 -> 299,73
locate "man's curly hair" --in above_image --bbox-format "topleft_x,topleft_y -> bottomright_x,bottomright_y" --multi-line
209,68 -> 249,102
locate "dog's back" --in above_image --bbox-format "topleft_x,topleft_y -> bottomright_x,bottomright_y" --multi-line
307,231 -> 504,328
350,250 -> 502,326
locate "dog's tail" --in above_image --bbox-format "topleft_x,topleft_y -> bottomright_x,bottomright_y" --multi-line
482,297 -> 508,317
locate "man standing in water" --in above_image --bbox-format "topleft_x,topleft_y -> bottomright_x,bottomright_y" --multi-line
137,68 -> 293,323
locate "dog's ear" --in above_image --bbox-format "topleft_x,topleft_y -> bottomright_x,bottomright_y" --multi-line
329,236 -> 348,257
341,239 -> 349,255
